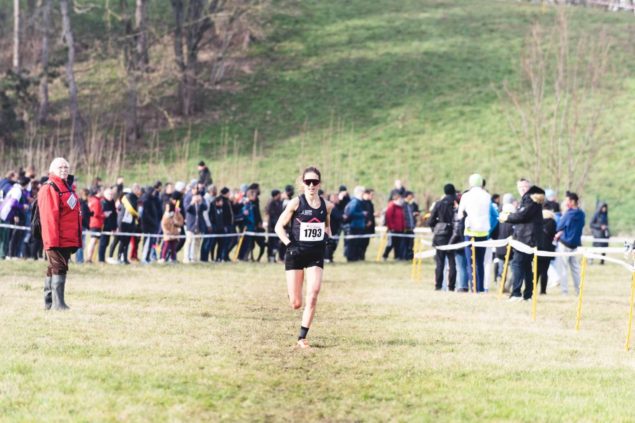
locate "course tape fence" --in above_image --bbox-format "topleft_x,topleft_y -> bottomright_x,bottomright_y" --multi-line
3,221 -> 635,350
0,222 -> 630,245
410,235 -> 635,351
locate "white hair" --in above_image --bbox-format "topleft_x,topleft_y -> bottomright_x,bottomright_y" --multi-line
49,157 -> 69,173
353,185 -> 365,199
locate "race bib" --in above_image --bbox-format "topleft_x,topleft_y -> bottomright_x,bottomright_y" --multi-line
66,194 -> 77,210
299,222 -> 325,242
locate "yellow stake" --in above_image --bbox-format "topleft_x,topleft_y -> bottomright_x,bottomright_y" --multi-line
531,248 -> 539,321
233,228 -> 246,262
575,256 -> 588,331
498,242 -> 512,299
470,238 -> 477,293
625,272 -> 635,351
375,232 -> 388,262
416,239 -> 424,282
410,238 -> 418,281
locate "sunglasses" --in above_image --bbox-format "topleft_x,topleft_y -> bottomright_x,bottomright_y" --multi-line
303,179 -> 320,187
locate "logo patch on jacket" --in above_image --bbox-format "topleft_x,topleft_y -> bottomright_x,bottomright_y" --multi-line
67,194 -> 77,210
302,210 -> 313,216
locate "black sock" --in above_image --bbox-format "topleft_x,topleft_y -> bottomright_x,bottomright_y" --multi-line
298,326 -> 309,340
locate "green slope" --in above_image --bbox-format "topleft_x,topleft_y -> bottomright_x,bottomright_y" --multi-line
169,0 -> 634,231
3,0 -> 634,230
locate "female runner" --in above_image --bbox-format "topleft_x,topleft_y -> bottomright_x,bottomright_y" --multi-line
275,166 -> 333,349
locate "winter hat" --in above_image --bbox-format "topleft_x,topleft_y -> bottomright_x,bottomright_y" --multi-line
220,187 -> 230,195
468,174 -> 483,188
545,189 -> 555,201
443,183 -> 456,196
174,181 -> 186,192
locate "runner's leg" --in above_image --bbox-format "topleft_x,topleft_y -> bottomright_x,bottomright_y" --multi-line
286,270 -> 304,309
301,266 -> 323,328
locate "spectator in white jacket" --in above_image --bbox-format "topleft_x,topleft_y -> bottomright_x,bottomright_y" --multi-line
458,173 -> 491,293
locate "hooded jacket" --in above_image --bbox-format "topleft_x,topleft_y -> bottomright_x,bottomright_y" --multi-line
38,174 -> 82,250
505,185 -> 545,248
429,194 -> 455,246
557,207 -> 585,248
88,195 -> 105,230
590,202 -> 609,240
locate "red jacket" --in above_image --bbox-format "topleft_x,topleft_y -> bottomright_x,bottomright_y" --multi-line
38,175 -> 82,250
88,195 -> 104,229
384,201 -> 405,232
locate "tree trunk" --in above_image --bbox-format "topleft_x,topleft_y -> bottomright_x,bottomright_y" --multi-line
171,0 -> 186,115
38,0 -> 52,124
135,0 -> 149,69
122,0 -> 140,143
13,0 -> 20,69
60,0 -> 86,154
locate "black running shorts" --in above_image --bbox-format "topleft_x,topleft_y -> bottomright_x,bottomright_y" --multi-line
285,248 -> 324,270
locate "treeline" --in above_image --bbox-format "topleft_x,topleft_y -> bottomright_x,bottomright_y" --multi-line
0,0 -> 266,169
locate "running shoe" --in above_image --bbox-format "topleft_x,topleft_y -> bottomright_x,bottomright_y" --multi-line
296,339 -> 310,349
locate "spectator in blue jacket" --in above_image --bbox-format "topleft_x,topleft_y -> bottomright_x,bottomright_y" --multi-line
554,191 -> 585,295
344,186 -> 367,262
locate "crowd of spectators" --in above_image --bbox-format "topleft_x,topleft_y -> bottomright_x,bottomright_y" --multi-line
0,163 -> 611,297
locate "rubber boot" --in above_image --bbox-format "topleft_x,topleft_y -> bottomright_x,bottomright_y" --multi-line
44,276 -> 52,310
51,274 -> 70,310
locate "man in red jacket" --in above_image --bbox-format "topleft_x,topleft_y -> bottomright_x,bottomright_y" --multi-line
38,157 -> 82,310
382,192 -> 406,260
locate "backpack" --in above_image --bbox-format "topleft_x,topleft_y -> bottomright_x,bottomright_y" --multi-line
31,181 -> 62,242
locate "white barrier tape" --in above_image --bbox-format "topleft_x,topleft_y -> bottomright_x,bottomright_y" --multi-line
435,240 -> 471,251
474,238 -> 511,249
509,240 -> 535,255
584,252 -> 634,273
418,250 -> 437,259
534,250 -> 577,258
416,239 -> 635,273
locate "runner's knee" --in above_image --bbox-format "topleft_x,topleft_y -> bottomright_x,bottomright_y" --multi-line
290,299 -> 302,309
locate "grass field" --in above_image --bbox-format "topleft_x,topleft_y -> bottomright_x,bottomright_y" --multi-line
2,245 -> 635,421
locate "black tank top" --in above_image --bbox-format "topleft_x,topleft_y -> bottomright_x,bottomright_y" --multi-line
291,194 -> 327,250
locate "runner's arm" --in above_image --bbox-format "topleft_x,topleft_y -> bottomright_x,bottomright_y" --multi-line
275,197 -> 299,246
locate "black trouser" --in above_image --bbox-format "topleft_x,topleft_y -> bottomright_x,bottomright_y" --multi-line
360,236 -> 370,261
117,236 -> 131,262
383,232 -> 403,260
239,235 -> 254,261
253,232 -> 266,261
346,227 -> 365,262
435,249 -> 456,290
403,230 -> 414,260
8,224 -> 25,257
511,249 -> 534,299
98,234 -> 111,262
267,236 -> 280,260
109,235 -> 120,258
537,256 -> 552,294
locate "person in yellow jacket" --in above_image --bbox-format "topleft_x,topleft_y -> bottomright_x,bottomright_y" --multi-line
115,184 -> 141,264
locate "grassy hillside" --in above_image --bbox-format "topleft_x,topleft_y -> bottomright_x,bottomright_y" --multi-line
173,0 -> 635,231
2,0 -> 634,231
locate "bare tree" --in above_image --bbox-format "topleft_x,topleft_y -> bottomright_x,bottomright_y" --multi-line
38,0 -> 52,123
60,0 -> 86,154
13,0 -> 20,69
135,0 -> 149,69
121,0 -> 141,142
502,8 -> 617,195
